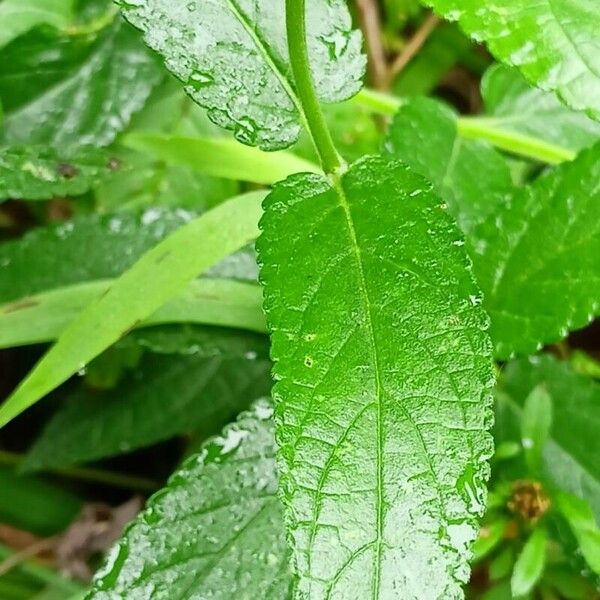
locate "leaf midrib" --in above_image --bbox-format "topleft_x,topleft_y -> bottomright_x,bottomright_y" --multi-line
225,0 -> 305,118
331,175 -> 385,598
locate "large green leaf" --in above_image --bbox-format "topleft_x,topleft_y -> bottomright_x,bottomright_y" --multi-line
0,0 -> 74,50
117,0 -> 365,151
87,400 -> 292,599
23,329 -> 271,470
497,355 -> 600,521
0,145 -> 122,201
257,156 -> 495,598
0,19 -> 161,148
425,0 -> 600,120
481,64 -> 600,154
0,191 -> 265,427
469,143 -> 600,358
383,96 -> 513,233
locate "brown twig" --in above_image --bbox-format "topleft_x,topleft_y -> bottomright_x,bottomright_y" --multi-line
388,13 -> 440,82
0,537 -> 57,577
355,0 -> 388,90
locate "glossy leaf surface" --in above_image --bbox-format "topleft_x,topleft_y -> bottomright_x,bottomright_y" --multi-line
469,143 -> 600,358
87,400 -> 292,599
24,330 -> 271,470
481,64 -> 600,154
0,146 -> 121,201
383,96 -> 513,233
0,20 -> 161,148
117,0 -> 365,150
498,355 -> 600,520
425,0 -> 600,120
258,157 -> 495,598
511,528 -> 547,597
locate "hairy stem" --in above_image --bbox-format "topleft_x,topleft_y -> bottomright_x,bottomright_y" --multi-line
285,0 -> 343,174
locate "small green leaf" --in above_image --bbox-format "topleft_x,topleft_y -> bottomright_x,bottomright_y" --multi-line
425,0 -> 600,120
489,547 -> 514,581
383,96 -> 513,233
498,355 -> 600,521
0,20 -> 162,148
481,65 -> 600,154
0,191 -> 265,427
556,492 -> 600,575
0,0 -> 74,50
469,143 -> 600,358
123,132 -> 320,184
511,527 -> 547,597
0,146 -> 121,201
472,519 -> 508,563
258,156 -> 495,598
87,400 -> 292,599
117,0 -> 365,150
521,385 -> 552,474
23,329 -> 271,470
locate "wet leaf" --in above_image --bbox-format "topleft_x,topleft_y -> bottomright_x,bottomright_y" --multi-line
425,0 -> 600,120
383,96 -> 513,233
87,400 -> 292,600
0,146 -> 121,201
117,0 -> 365,150
469,143 -> 600,358
23,330 -> 271,470
0,20 -> 162,148
258,156 -> 495,598
481,64 -> 600,154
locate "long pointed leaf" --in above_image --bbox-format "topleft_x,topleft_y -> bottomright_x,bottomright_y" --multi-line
0,191 -> 266,427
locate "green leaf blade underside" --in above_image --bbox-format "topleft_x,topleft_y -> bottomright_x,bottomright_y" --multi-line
469,143 -> 600,359
0,146 -> 120,201
257,157 -> 495,599
117,0 -> 365,151
0,20 -> 162,148
424,0 -> 600,121
87,400 -> 292,600
23,330 -> 271,471
383,96 -> 513,234
498,355 -> 600,522
481,64 -> 600,154
0,191 -> 265,427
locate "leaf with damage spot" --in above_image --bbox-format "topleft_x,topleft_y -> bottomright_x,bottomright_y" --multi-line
0,146 -> 122,201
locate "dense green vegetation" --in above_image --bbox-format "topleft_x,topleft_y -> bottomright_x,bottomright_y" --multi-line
0,0 -> 599,598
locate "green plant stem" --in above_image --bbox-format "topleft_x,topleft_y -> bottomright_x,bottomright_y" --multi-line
354,89 -> 575,165
0,450 -> 158,492
457,118 -> 576,164
285,0 -> 342,174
